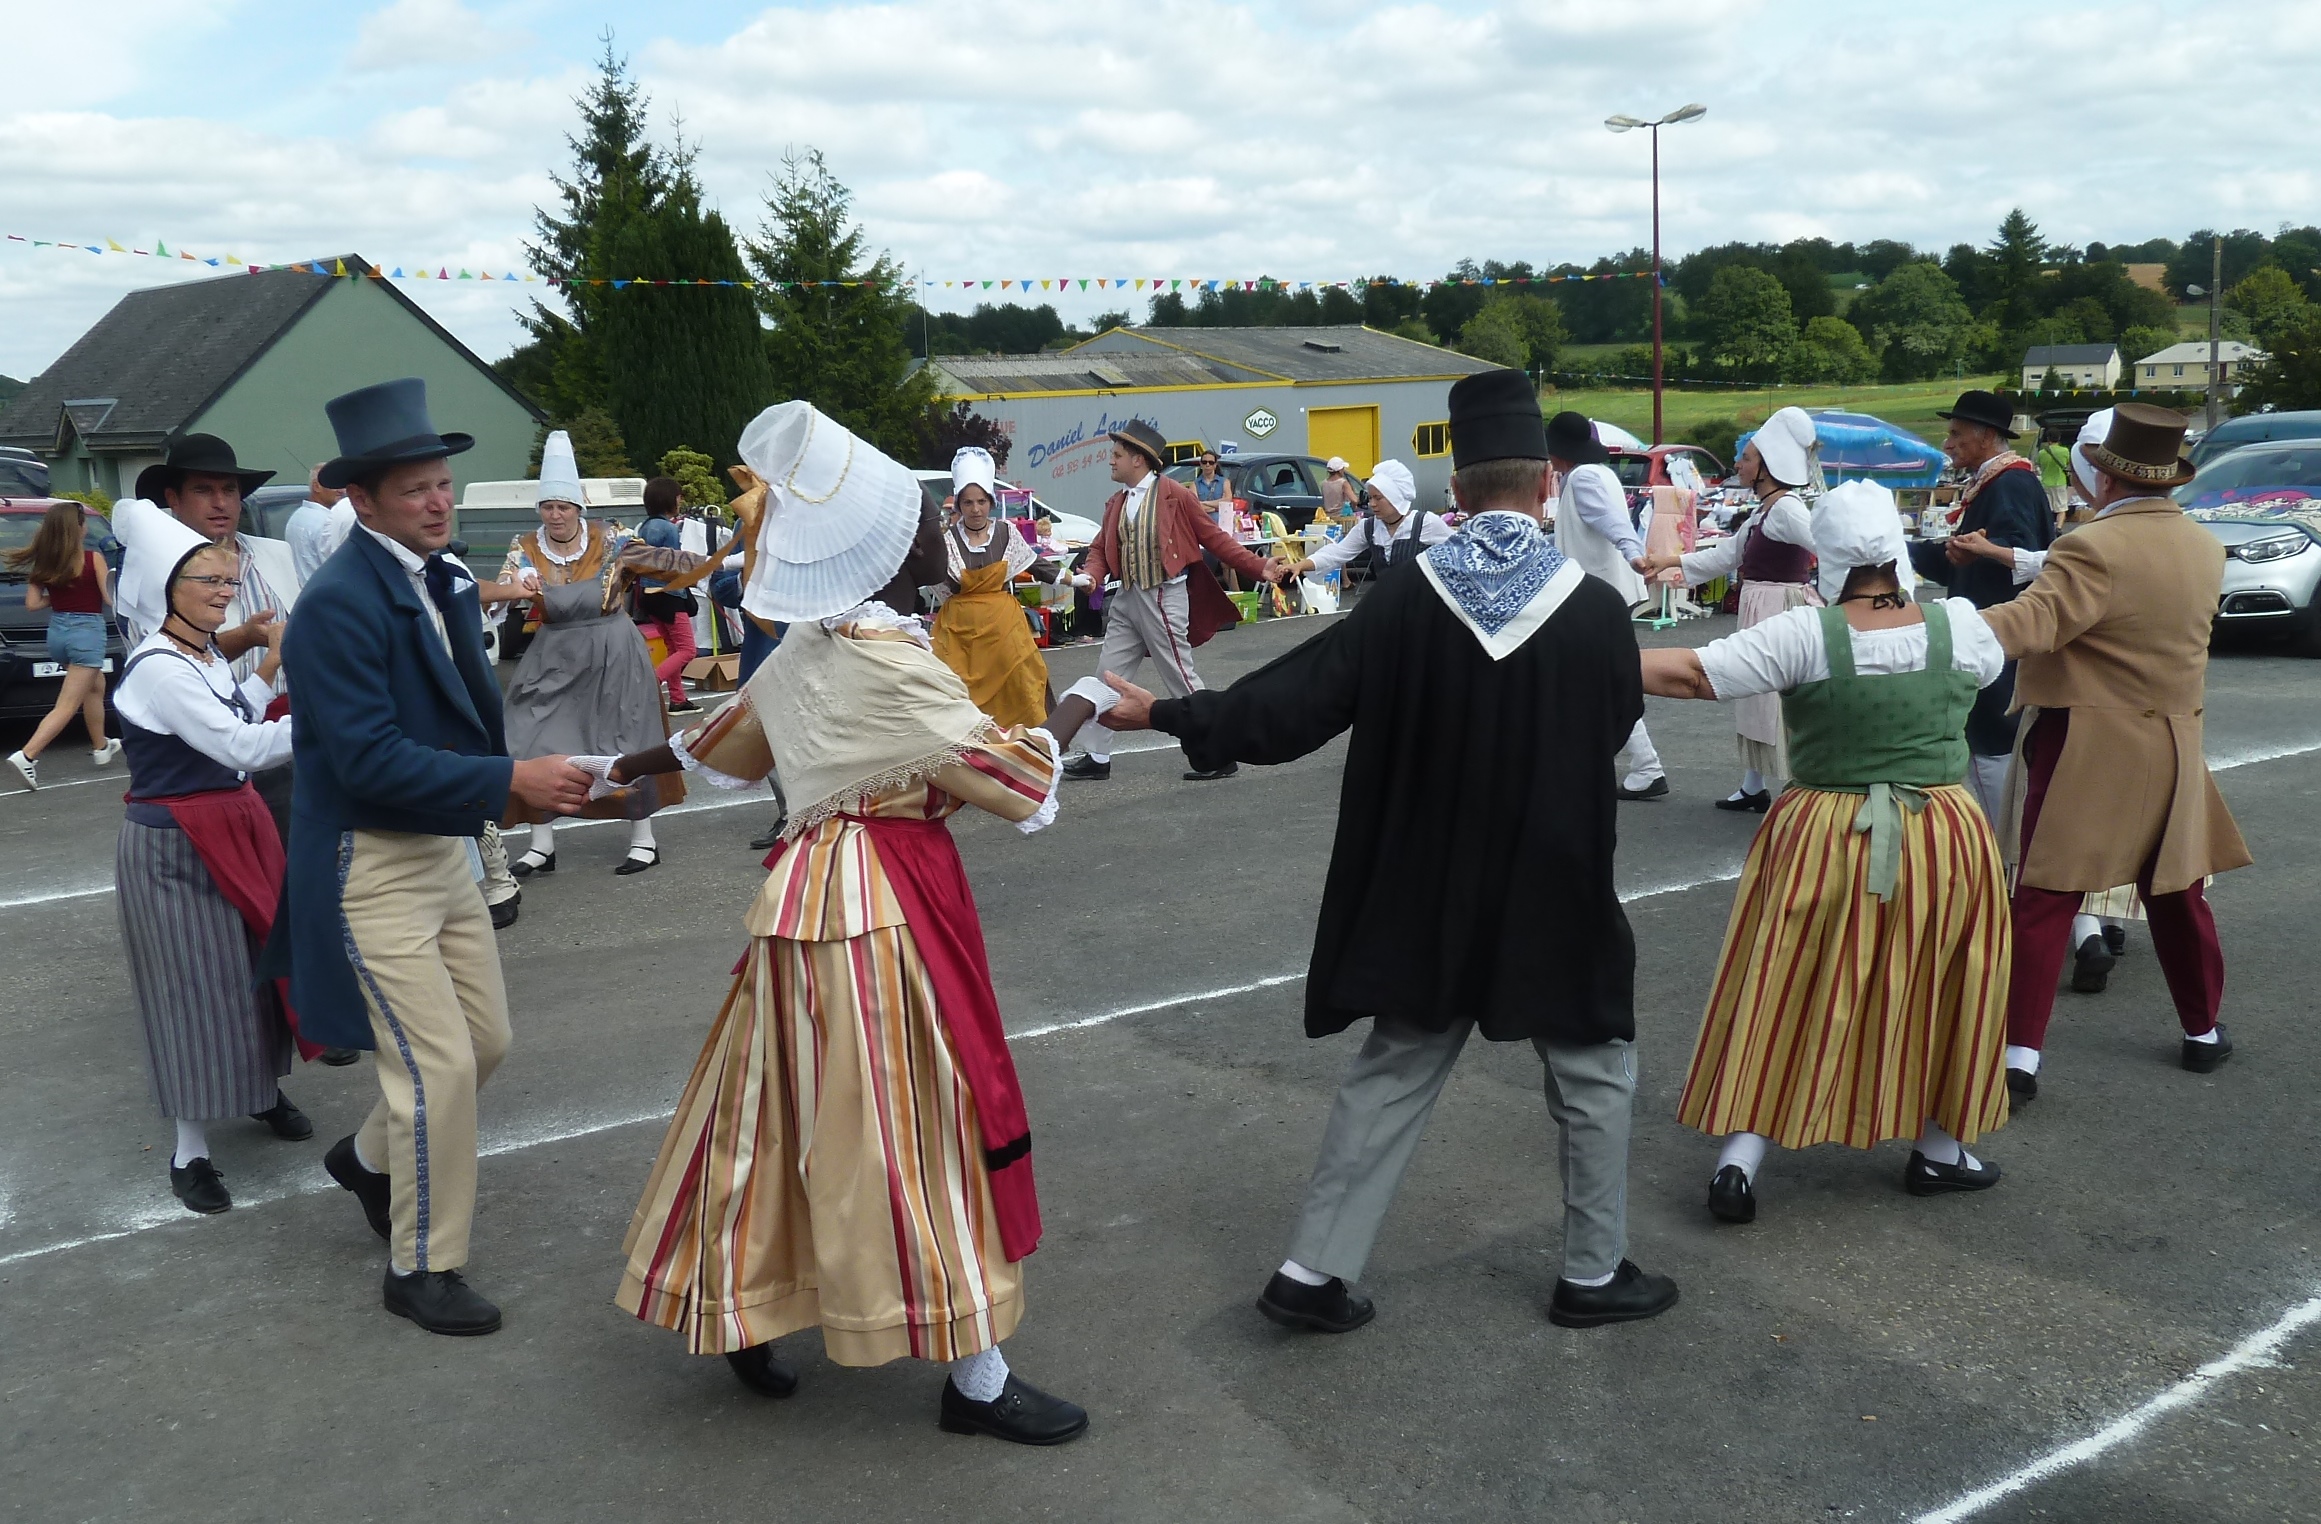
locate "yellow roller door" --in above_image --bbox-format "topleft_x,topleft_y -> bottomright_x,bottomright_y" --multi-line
1306,405 -> 1381,475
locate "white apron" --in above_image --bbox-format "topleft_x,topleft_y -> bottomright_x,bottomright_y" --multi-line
1556,464 -> 1647,605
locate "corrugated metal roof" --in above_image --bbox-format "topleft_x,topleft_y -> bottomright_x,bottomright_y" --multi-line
928,352 -> 1242,395
1079,325 -> 1496,382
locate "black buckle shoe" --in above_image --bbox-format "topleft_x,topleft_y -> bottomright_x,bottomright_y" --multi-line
1061,754 -> 1111,781
724,1343 -> 799,1398
1904,1149 -> 2002,1196
1548,1260 -> 1679,1328
510,850 -> 555,878
1182,761 -> 1239,782
1617,776 -> 1670,801
319,1046 -> 363,1067
250,1094 -> 313,1140
749,817 -> 788,852
2070,934 -> 2116,993
1707,1165 -> 1756,1224
170,1157 -> 232,1215
324,1133 -> 392,1240
1257,1271 -> 1376,1333
489,890 -> 520,930
614,846 -> 660,876
1714,788 -> 1771,813
2005,1066 -> 2038,1102
2101,923 -> 2127,957
938,1373 -> 1089,1446
2182,1022 -> 2233,1073
383,1268 -> 502,1335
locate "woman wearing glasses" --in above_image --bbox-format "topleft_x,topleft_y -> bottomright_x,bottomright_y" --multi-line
110,499 -> 312,1216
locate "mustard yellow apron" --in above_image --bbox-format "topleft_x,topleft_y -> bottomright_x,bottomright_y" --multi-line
932,561 -> 1050,729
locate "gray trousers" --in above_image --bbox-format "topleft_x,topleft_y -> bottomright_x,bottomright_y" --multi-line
1288,1019 -> 1636,1285
1079,577 -> 1201,759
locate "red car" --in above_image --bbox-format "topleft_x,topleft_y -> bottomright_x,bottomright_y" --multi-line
1607,443 -> 1727,491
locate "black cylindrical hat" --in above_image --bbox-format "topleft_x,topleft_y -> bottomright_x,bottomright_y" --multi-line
1448,369 -> 1550,469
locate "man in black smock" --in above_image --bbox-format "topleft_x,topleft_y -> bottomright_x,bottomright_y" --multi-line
1100,368 -> 1679,1331
1909,389 -> 2055,818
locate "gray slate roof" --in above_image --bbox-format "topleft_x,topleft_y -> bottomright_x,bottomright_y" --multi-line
0,263 -> 334,450
1075,325 -> 1495,383
2021,343 -> 2119,366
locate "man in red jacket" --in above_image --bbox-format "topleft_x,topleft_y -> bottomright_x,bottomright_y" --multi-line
1064,421 -> 1281,781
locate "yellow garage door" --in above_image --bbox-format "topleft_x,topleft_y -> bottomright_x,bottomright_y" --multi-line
1306,405 -> 1380,475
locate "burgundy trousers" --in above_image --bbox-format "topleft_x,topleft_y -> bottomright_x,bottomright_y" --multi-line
2006,710 -> 2224,1049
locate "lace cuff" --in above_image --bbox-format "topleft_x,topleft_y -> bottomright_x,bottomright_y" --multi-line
669,724 -> 760,790
1012,728 -> 1064,835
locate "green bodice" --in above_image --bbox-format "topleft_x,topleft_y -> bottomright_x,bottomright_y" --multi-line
1781,603 -> 1975,790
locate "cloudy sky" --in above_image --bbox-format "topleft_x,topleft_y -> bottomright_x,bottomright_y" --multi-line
3,0 -> 2315,380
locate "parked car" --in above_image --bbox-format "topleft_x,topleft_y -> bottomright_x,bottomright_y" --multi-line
0,497 -> 128,720
1606,444 -> 1726,492
0,447 -> 51,500
2188,410 -> 2321,469
2176,437 -> 2321,653
909,470 -> 1097,547
239,483 -> 309,540
1162,453 -> 1363,532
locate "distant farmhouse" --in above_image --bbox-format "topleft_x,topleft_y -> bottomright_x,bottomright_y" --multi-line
2132,340 -> 2265,393
0,257 -> 543,502
2020,343 -> 2121,390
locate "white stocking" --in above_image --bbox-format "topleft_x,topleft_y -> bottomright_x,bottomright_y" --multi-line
173,1120 -> 209,1168
1739,768 -> 1766,796
1716,1131 -> 1769,1182
949,1344 -> 1010,1403
628,819 -> 656,853
2071,913 -> 2102,946
1915,1120 -> 1979,1169
527,820 -> 556,857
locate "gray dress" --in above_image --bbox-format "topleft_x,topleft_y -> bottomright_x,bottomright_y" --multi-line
501,526 -> 677,762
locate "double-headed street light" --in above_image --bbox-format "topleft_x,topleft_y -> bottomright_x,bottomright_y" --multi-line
1606,103 -> 1707,446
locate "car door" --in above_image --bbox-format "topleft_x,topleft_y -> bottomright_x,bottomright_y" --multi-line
1250,459 -> 1324,531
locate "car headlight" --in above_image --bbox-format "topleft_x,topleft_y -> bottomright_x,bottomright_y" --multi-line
2231,532 -> 2313,564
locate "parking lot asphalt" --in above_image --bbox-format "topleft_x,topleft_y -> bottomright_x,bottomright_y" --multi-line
2,609 -> 2317,1524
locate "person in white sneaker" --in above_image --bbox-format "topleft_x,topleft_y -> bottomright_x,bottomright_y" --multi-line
6,500 -> 121,788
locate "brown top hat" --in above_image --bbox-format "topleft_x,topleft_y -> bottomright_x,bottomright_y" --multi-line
2078,402 -> 2195,490
1107,418 -> 1168,469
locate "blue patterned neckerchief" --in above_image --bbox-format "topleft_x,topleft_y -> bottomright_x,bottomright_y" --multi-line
1420,510 -> 1567,635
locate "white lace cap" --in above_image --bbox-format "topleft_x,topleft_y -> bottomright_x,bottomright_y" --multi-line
1811,478 -> 1917,604
736,401 -> 924,623
1755,406 -> 1818,489
115,496 -> 213,634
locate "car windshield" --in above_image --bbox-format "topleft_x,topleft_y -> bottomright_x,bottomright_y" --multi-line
0,457 -> 51,497
1609,455 -> 1654,488
2176,445 -> 2321,508
0,509 -> 61,565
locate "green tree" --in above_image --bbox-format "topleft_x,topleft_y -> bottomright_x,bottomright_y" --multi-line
2226,265 -> 2313,348
1697,265 -> 1796,377
1851,262 -> 1975,380
2235,308 -> 2321,412
749,149 -> 937,456
1985,208 -> 2051,327
1784,315 -> 1877,384
1456,300 -> 1531,370
530,408 -> 636,477
657,446 -> 728,508
2119,324 -> 2177,372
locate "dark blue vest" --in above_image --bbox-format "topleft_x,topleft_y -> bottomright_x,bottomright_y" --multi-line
118,648 -> 253,825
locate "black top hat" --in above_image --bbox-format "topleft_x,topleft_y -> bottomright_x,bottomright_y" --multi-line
1544,410 -> 1609,467
2079,402 -> 2196,489
1936,389 -> 2020,439
1448,369 -> 1550,469
318,378 -> 474,490
1106,419 -> 1169,470
133,433 -> 275,505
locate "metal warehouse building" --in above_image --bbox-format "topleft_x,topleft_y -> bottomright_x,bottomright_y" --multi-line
923,325 -> 1497,518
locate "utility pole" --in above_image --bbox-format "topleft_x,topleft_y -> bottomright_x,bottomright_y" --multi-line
2205,235 -> 2223,432
1605,104 -> 1706,446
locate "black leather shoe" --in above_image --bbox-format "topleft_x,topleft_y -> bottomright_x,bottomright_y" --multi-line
383,1268 -> 501,1335
1547,1259 -> 1679,1328
324,1133 -> 392,1240
250,1094 -> 313,1140
1707,1165 -> 1756,1223
2006,1066 -> 2038,1102
2102,923 -> 2127,956
510,850 -> 554,878
724,1343 -> 799,1398
614,847 -> 659,876
489,893 -> 520,930
1183,761 -> 1239,781
1904,1149 -> 2002,1196
1714,789 -> 1771,813
1061,754 -> 1111,781
319,1046 -> 362,1067
170,1157 -> 231,1214
938,1374 -> 1088,1446
749,818 -> 787,851
1617,776 -> 1670,801
2070,934 -> 2116,993
1257,1271 -> 1375,1333
2182,1023 -> 2233,1073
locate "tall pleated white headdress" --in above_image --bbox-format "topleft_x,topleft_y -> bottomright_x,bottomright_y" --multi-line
737,401 -> 924,623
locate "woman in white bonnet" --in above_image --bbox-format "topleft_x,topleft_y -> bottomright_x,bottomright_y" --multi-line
929,446 -> 1057,728
1637,480 -> 2015,1223
1639,405 -> 1822,811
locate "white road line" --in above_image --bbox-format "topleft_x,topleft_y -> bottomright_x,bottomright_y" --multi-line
0,883 -> 112,910
0,774 -> 118,797
2210,737 -> 2321,772
1015,973 -> 1306,1040
1914,1289 -> 2321,1523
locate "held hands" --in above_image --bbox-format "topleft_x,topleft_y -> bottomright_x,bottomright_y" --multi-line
566,754 -> 624,801
1948,530 -> 2010,565
1255,560 -> 1288,585
1100,671 -> 1158,731
510,755 -> 592,816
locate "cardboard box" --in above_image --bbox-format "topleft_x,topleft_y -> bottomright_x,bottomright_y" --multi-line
684,654 -> 741,692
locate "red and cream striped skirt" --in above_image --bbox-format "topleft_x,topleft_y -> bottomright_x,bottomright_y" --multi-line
1677,784 -> 2013,1150
616,930 -> 1022,1364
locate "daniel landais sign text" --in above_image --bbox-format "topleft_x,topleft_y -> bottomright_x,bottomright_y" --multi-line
1243,407 -> 1280,438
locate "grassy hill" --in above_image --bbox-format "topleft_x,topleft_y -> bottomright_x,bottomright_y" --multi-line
1545,374 -> 2005,454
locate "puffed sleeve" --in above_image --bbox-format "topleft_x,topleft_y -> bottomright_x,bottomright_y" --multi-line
930,726 -> 1063,833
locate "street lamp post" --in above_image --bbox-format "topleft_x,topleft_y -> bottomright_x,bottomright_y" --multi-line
1606,104 -> 1706,446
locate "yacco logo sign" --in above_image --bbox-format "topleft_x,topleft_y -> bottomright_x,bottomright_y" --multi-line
1243,407 -> 1280,438
1025,407 -> 1159,481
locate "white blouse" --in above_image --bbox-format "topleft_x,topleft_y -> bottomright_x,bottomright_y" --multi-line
1678,491 -> 1813,583
114,633 -> 293,776
1697,598 -> 2007,701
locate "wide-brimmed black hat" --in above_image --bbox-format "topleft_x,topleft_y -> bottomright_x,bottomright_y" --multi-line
318,377 -> 474,490
1449,369 -> 1550,468
2079,402 -> 2196,489
1937,389 -> 2020,439
133,433 -> 275,504
1106,419 -> 1168,469
1544,410 -> 1609,467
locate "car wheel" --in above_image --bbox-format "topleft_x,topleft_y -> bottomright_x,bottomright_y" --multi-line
2291,601 -> 2321,658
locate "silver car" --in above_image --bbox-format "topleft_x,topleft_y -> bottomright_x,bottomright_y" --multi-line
2179,437 -> 2321,653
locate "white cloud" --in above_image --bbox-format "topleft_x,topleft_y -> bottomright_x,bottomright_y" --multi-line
349,0 -> 527,74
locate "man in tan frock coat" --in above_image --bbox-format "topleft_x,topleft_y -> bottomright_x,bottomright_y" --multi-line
1979,405 -> 2251,1098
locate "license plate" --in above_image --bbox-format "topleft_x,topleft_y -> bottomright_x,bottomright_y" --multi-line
31,659 -> 112,677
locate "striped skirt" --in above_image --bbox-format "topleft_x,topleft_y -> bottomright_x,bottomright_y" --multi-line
1677,784 -> 2012,1149
617,929 -> 1021,1365
115,821 -> 292,1121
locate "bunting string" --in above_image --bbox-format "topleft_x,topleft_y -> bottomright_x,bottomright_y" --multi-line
3,233 -> 1665,293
